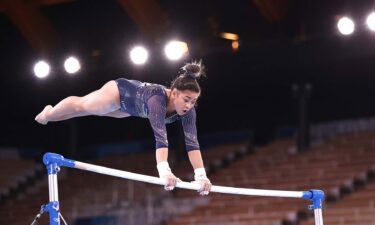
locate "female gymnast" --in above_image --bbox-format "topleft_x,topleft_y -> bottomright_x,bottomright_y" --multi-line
35,61 -> 211,195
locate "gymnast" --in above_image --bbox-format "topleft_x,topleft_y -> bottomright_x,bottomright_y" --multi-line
35,61 -> 211,195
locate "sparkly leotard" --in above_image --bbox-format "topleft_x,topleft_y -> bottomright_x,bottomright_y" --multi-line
115,78 -> 199,151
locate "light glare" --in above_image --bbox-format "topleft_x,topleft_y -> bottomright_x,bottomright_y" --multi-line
337,17 -> 355,35
164,40 -> 188,61
220,32 -> 239,41
33,61 -> 50,78
367,12 -> 375,31
64,57 -> 81,74
130,46 -> 148,65
232,40 -> 239,51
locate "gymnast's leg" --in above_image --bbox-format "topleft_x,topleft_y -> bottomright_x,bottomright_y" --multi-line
35,80 -> 123,124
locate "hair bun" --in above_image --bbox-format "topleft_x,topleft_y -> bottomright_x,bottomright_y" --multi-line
182,60 -> 206,80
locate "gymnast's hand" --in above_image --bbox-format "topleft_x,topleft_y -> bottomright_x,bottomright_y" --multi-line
195,177 -> 211,196
162,174 -> 181,191
194,168 -> 212,196
157,161 -> 181,191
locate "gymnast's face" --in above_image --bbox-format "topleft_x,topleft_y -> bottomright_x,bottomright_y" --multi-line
172,89 -> 200,115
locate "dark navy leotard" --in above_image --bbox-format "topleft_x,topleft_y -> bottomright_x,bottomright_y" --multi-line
115,78 -> 199,152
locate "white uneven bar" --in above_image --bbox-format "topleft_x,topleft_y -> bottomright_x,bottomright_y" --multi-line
75,161 -> 304,198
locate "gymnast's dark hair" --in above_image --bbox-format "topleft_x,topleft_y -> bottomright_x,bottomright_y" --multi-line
170,60 -> 206,93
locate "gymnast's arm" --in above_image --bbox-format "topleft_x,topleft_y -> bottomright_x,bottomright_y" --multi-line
182,108 -> 212,195
147,95 -> 180,190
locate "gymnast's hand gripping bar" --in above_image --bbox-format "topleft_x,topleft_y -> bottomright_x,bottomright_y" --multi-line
42,152 -> 325,225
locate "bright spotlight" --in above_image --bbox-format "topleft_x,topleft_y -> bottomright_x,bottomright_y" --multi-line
337,17 -> 355,35
64,56 -> 81,74
164,40 -> 188,61
130,46 -> 148,65
367,12 -> 375,31
33,60 -> 50,78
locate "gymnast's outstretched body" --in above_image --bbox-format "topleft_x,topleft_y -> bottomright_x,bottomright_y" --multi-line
35,61 -> 211,195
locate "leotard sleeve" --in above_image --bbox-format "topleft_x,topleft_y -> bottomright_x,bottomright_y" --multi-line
147,95 -> 169,149
181,107 -> 200,151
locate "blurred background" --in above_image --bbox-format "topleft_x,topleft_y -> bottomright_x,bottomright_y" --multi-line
2,0 -> 375,224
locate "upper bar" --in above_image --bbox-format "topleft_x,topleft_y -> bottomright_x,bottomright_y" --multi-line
42,153 -> 315,199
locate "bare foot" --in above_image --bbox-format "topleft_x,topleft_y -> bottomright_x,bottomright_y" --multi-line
35,105 -> 53,125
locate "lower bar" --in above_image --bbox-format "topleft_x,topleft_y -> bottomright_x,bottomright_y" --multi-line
43,152 -> 324,225
74,161 -> 304,198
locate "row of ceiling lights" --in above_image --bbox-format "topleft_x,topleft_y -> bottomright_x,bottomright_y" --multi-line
337,12 -> 375,35
33,40 -> 190,79
36,13 -> 371,80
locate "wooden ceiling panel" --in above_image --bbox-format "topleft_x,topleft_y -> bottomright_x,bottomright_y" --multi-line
117,0 -> 168,42
253,0 -> 290,23
1,0 -> 59,55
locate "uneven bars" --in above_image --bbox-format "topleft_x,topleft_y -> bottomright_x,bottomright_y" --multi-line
42,152 -> 325,225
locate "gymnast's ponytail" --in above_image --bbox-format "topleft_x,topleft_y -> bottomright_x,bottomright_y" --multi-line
170,60 -> 206,93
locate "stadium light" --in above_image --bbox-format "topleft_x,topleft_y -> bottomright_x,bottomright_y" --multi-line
337,17 -> 355,35
130,46 -> 149,65
64,56 -> 81,74
164,40 -> 188,61
367,12 -> 375,31
220,32 -> 239,41
33,60 -> 50,78
232,40 -> 239,52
